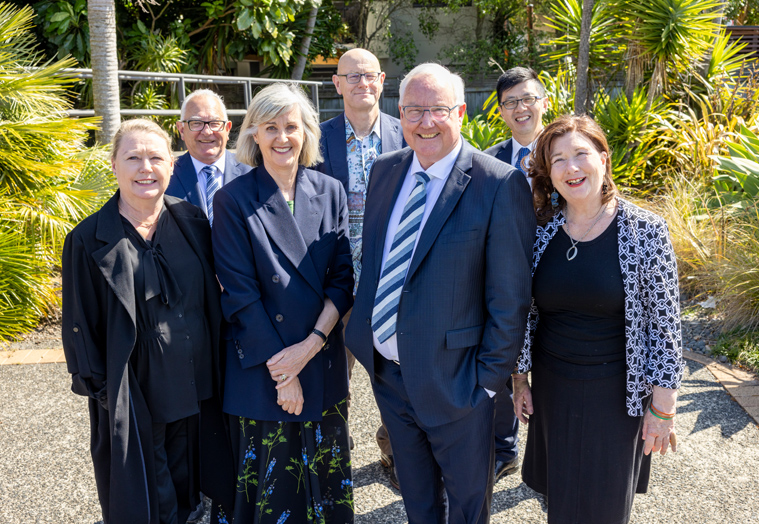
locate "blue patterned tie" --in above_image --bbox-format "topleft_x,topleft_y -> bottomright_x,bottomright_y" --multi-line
516,146 -> 530,175
203,165 -> 221,226
372,172 -> 430,343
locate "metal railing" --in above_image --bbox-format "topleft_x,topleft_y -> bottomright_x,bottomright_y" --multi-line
65,69 -> 323,118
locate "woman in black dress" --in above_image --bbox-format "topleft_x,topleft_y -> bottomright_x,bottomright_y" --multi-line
62,119 -> 226,524
211,83 -> 354,523
513,115 -> 684,524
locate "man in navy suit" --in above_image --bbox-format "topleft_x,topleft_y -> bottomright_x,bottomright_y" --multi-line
346,63 -> 535,523
484,67 -> 549,483
166,89 -> 252,224
314,48 -> 405,488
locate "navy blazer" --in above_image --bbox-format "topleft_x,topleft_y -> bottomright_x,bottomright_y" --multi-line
483,138 -> 513,166
345,141 -> 536,427
212,165 -> 354,421
166,150 -> 252,209
314,111 -> 405,195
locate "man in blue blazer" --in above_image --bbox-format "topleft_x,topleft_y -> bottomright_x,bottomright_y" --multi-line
166,89 -> 252,224
483,66 -> 549,483
346,63 -> 535,523
314,48 -> 405,487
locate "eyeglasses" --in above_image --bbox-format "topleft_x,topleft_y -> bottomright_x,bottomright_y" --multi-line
336,72 -> 381,84
401,105 -> 459,123
182,120 -> 227,132
499,96 -> 543,110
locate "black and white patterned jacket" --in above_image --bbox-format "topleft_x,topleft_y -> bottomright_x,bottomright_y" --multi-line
517,198 -> 684,416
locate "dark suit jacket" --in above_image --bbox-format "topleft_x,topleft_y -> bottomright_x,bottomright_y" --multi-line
484,138 -> 513,165
61,192 -> 234,523
345,141 -> 536,428
212,165 -> 354,421
314,111 -> 406,195
166,150 -> 252,208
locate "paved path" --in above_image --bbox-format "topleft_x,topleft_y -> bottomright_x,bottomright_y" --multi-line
0,354 -> 757,523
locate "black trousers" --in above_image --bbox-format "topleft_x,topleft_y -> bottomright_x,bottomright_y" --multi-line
371,352 -> 495,524
152,415 -> 199,524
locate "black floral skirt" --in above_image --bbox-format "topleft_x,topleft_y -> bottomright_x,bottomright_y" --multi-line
216,398 -> 354,524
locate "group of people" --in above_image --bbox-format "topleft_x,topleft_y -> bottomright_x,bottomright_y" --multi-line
61,47 -> 684,524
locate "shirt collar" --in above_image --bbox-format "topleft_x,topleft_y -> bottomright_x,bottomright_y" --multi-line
190,153 -> 226,177
345,114 -> 382,141
409,138 -> 463,181
511,136 -> 538,152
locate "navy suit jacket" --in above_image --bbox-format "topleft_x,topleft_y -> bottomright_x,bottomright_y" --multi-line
345,141 -> 536,427
212,165 -> 354,421
314,111 -> 405,195
484,138 -> 513,166
166,150 -> 252,209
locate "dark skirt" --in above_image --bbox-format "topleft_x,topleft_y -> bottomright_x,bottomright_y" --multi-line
216,398 -> 354,524
522,357 -> 651,524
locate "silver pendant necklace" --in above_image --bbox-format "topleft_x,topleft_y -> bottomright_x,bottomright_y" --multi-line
564,202 -> 607,261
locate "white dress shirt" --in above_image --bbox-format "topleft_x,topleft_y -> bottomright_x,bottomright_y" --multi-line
372,139 -> 463,362
190,154 -> 226,215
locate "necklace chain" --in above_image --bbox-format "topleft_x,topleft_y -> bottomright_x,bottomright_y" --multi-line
564,202 -> 607,261
118,202 -> 160,229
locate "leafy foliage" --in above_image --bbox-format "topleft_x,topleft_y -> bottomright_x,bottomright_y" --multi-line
33,0 -> 89,64
0,2 -> 113,341
460,113 -> 508,151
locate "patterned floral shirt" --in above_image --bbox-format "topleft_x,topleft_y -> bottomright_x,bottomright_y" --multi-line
344,116 -> 382,294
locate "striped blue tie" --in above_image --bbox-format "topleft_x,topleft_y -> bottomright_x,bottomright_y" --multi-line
516,146 -> 530,175
372,172 -> 430,344
203,165 -> 221,226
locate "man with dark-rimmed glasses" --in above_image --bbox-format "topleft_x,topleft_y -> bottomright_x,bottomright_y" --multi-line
314,48 -> 406,490
167,89 -> 251,226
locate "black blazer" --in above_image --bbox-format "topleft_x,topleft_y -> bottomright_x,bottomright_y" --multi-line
61,192 -> 234,523
345,141 -> 536,427
314,111 -> 406,195
166,150 -> 252,209
212,165 -> 354,421
483,138 -> 514,166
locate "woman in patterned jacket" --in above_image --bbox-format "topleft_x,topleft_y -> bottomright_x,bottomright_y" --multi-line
512,114 -> 683,524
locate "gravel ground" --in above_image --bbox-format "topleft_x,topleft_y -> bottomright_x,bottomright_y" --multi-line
1,357 -> 758,524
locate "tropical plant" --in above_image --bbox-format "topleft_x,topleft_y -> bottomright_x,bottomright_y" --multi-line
33,0 -> 90,64
713,125 -> 759,199
0,2 -> 113,341
461,113 -> 508,151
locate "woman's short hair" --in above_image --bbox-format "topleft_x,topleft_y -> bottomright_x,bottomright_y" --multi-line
530,114 -> 617,225
399,63 -> 465,106
236,83 -> 322,168
111,118 -> 173,162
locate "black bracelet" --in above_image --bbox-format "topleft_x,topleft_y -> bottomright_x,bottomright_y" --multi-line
311,328 -> 327,344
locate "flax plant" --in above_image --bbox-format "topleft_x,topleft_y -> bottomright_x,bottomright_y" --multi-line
0,2 -> 113,341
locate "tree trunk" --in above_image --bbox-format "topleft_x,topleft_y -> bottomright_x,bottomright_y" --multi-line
574,0 -> 595,115
291,1 -> 321,80
88,0 -> 120,144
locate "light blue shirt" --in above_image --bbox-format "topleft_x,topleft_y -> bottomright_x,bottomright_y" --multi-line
190,155 -> 226,216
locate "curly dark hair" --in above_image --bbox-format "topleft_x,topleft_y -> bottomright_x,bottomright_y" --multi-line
529,114 -> 617,225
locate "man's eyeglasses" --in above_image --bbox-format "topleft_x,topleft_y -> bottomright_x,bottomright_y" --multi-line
401,105 -> 459,123
182,120 -> 227,132
336,72 -> 381,84
499,96 -> 543,110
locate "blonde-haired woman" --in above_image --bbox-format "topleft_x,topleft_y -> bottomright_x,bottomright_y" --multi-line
211,83 -> 354,523
62,119 -> 227,524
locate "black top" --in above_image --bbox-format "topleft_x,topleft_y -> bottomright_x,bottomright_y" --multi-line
123,208 -> 213,423
533,213 -> 626,379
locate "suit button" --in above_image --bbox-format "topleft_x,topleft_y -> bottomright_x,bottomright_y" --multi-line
272,274 -> 280,283
178,313 -> 183,318
239,354 -> 244,359
73,327 -> 79,333
237,348 -> 243,354
275,314 -> 284,322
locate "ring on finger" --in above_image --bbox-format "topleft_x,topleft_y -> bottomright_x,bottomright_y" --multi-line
280,374 -> 287,382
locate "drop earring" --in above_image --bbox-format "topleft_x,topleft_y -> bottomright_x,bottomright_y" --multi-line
550,189 -> 559,209
602,182 -> 608,195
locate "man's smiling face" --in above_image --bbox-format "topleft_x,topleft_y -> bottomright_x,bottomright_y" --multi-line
177,95 -> 232,164
498,79 -> 548,145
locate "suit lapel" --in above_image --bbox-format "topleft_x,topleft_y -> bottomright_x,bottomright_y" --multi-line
293,169 -> 325,295
371,150 -> 415,274
174,152 -> 203,207
405,143 -> 473,282
222,150 -> 239,185
503,139 -> 513,166
254,166 -> 323,295
380,112 -> 404,152
327,114 -> 349,189
91,191 -> 137,325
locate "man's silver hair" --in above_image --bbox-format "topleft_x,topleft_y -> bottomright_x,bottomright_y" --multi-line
399,63 -> 465,106
180,89 -> 229,120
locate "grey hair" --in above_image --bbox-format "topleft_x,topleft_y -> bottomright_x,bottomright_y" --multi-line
180,89 -> 228,120
111,118 -> 172,162
399,63 -> 465,106
236,83 -> 322,168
